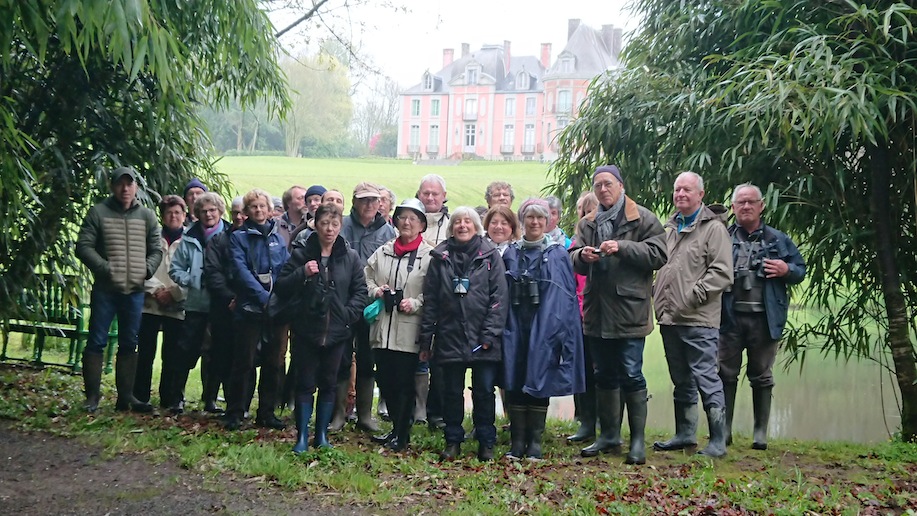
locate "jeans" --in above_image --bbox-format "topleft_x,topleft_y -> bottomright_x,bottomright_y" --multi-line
85,288 -> 144,356
660,325 -> 724,409
590,336 -> 647,393
718,312 -> 779,388
441,362 -> 498,446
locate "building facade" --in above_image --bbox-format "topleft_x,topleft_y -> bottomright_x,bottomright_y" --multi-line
397,19 -> 622,162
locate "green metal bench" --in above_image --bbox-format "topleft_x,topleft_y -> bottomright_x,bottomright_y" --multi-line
1,273 -> 118,373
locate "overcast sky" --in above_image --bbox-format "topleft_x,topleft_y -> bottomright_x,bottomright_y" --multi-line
273,0 -> 639,88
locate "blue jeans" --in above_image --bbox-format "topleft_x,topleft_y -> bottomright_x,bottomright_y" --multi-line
660,325 -> 724,409
441,362 -> 498,446
85,288 -> 144,356
590,336 -> 647,393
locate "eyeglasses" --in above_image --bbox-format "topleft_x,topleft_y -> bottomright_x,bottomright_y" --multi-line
396,215 -> 421,223
733,200 -> 762,207
593,181 -> 617,191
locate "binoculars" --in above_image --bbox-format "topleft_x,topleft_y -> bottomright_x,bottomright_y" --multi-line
511,273 -> 540,307
383,287 -> 405,312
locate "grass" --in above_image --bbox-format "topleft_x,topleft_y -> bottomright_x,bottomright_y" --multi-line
215,156 -> 553,210
2,364 -> 916,514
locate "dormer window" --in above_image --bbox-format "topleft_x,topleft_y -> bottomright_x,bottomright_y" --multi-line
423,72 -> 433,91
466,67 -> 479,85
515,71 -> 528,90
559,57 -> 574,73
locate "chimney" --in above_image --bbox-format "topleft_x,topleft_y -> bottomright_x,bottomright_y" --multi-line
461,43 -> 470,58
504,40 -> 511,72
568,18 -> 581,41
443,48 -> 454,67
540,43 -> 552,69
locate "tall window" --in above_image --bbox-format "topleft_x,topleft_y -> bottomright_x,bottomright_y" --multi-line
557,90 -> 572,113
525,97 -> 536,116
411,99 -> 421,117
505,98 -> 515,117
466,67 -> 479,85
464,124 -> 476,148
409,125 -> 420,146
464,98 -> 477,117
431,99 -> 440,117
516,72 -> 528,90
524,124 -> 535,146
503,124 -> 515,146
429,125 -> 439,145
423,73 -> 433,90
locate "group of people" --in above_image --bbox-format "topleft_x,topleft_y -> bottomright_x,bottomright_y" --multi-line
74,164 -> 805,463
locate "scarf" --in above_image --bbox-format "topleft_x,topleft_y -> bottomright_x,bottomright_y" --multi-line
595,193 -> 626,245
394,234 -> 423,257
448,234 -> 482,276
162,226 -> 182,246
203,222 -> 222,243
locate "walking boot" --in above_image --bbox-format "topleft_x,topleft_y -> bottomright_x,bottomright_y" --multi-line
292,399 -> 313,454
439,442 -> 461,461
387,395 -> 411,452
697,406 -> 728,458
413,372 -> 429,425
202,364 -> 224,414
168,368 -> 190,415
115,353 -> 153,413
477,441 -> 494,461
371,430 -> 395,445
723,381 -> 737,446
653,402 -> 698,451
505,405 -> 527,459
567,387 -> 596,443
624,389 -> 648,465
82,352 -> 103,413
525,405 -> 548,460
355,376 -> 380,432
313,401 -> 334,449
328,378 -> 350,432
751,386 -> 772,450
581,388 -> 623,457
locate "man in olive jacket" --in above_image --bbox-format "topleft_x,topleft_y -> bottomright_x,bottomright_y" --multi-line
653,171 -> 733,458
75,167 -> 162,413
569,165 -> 667,465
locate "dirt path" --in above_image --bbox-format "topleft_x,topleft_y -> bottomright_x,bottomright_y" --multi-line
0,425 -> 357,516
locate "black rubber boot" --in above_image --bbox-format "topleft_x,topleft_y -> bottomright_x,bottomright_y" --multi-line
82,352 -> 103,413
653,402 -> 698,451
355,376 -> 380,432
581,388 -> 623,457
328,378 -> 349,432
292,399 -> 313,455
723,381 -> 737,446
313,401 -> 334,448
751,386 -> 772,450
624,389 -> 648,465
697,406 -> 728,458
567,386 -> 596,443
505,405 -> 527,459
525,405 -> 548,460
115,353 -> 153,413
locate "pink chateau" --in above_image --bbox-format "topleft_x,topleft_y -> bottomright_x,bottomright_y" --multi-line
397,19 -> 622,162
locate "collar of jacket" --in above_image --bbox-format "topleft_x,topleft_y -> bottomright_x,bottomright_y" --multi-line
104,195 -> 140,213
583,195 -> 641,224
666,204 -> 729,231
242,218 -> 277,236
304,232 -> 349,257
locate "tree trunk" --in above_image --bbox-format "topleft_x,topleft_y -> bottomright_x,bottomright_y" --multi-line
236,110 -> 245,151
869,143 -> 917,442
248,119 -> 259,152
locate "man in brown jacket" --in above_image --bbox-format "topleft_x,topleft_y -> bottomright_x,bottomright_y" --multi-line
76,167 -> 162,413
570,165 -> 668,465
652,171 -> 733,457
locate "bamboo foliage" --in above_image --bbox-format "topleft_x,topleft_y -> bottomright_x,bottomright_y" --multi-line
549,0 -> 917,440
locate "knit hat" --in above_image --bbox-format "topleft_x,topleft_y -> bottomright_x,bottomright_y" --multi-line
305,185 -> 327,199
593,165 -> 624,186
183,178 -> 208,197
517,198 -> 551,221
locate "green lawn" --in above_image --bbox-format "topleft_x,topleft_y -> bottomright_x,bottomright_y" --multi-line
215,156 -> 554,210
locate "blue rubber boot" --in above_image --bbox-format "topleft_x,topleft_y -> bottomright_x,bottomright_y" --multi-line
292,399 -> 313,455
313,401 -> 334,449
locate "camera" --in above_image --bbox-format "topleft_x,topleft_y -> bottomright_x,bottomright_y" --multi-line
383,287 -> 404,313
511,272 -> 540,307
308,274 -> 332,315
452,277 -> 470,295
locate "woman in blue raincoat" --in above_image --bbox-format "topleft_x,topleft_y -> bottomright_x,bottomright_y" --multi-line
502,198 -> 585,459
